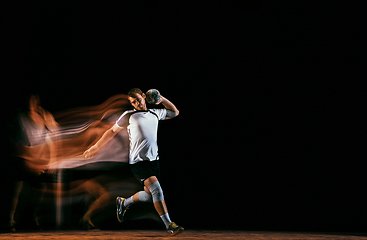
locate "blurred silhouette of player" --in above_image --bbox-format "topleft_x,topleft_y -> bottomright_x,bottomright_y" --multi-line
8,95 -> 58,231
84,88 -> 184,236
6,94 -> 133,231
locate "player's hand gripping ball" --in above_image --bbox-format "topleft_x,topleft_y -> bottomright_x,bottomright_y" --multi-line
146,89 -> 161,104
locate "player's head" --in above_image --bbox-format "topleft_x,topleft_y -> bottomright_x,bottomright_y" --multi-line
127,88 -> 147,110
28,94 -> 45,126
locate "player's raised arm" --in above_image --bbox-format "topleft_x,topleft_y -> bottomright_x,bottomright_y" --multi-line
155,96 -> 179,119
161,96 -> 179,119
83,123 -> 122,158
146,89 -> 179,120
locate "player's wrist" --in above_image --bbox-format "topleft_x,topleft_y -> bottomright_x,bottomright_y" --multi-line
157,95 -> 165,104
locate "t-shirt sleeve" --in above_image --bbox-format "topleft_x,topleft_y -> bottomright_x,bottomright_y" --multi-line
116,111 -> 130,128
150,108 -> 167,120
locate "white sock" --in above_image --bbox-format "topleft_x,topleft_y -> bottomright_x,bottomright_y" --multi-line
123,196 -> 134,208
160,213 -> 172,229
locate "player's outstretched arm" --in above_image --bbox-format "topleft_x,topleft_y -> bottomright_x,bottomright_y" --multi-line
157,96 -> 179,119
83,124 -> 122,158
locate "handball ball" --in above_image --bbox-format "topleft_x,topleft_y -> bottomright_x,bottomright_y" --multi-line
146,89 -> 161,104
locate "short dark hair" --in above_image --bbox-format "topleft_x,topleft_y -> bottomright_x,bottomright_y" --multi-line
127,88 -> 143,98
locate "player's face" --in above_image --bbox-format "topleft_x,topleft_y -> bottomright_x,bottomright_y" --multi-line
128,93 -> 147,110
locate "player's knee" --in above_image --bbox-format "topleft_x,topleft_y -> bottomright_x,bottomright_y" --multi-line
148,181 -> 164,203
144,176 -> 158,186
138,190 -> 152,202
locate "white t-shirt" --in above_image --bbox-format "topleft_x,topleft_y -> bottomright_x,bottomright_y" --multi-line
19,113 -> 49,146
115,109 -> 167,164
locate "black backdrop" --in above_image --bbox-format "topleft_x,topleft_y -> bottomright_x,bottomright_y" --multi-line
2,1 -> 365,232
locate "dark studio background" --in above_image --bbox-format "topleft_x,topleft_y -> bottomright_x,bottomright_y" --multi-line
2,0 -> 366,232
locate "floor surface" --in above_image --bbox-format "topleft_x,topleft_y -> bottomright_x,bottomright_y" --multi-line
1,230 -> 367,240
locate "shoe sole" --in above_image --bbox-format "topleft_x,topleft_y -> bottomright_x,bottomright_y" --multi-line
116,197 -> 124,223
116,211 -> 122,223
170,227 -> 184,236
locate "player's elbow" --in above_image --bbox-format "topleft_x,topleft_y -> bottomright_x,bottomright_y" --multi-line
165,109 -> 179,119
111,123 -> 123,133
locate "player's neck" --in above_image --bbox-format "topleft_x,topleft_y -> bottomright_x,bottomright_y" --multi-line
135,106 -> 148,111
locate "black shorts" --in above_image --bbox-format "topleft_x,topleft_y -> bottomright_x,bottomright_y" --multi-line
130,160 -> 161,185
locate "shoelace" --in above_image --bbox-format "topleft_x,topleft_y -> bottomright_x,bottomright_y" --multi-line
169,222 -> 178,228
